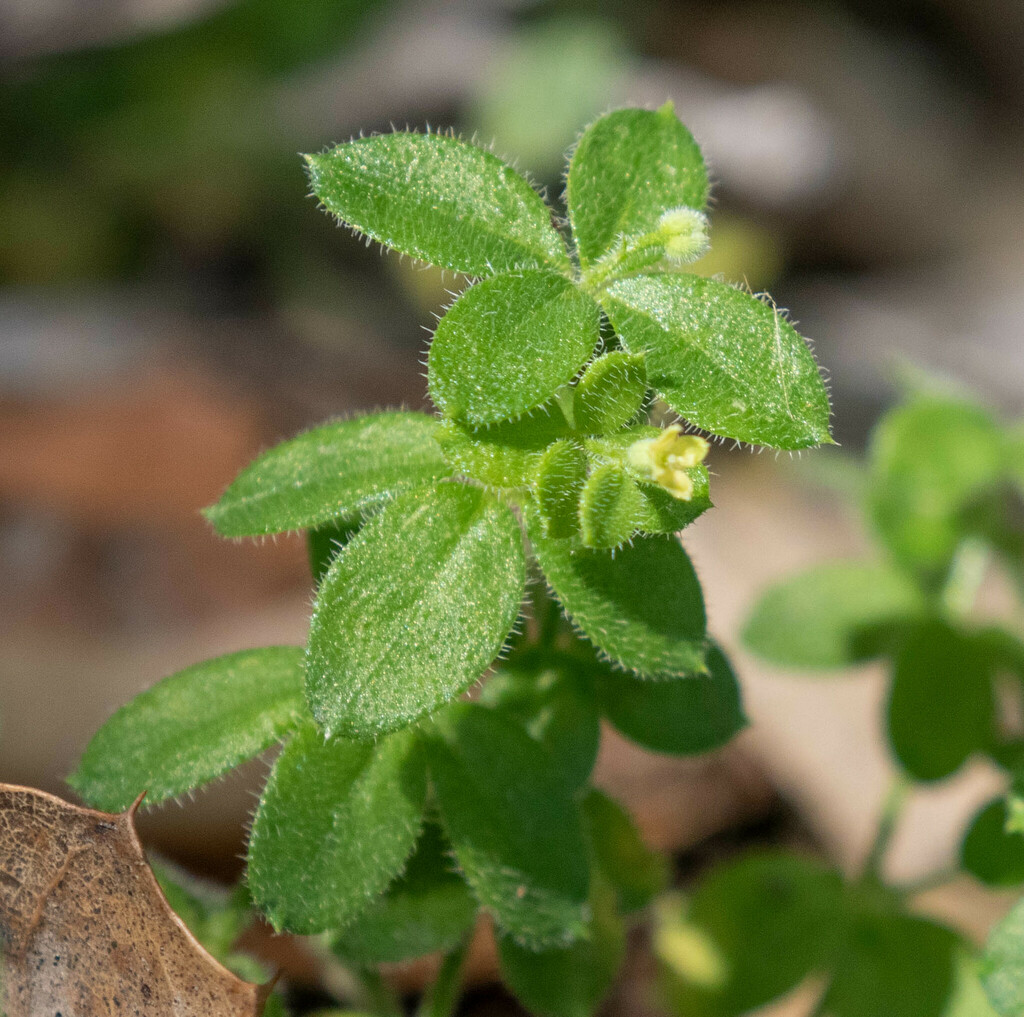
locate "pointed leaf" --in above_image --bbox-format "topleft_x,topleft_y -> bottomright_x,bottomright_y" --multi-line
888,621 -> 995,781
582,789 -> 668,913
536,439 -> 588,538
204,411 -> 448,537
427,703 -> 590,949
604,274 -> 831,448
307,483 -> 525,738
578,463 -> 645,549
595,641 -> 746,755
248,723 -> 426,934
70,647 -> 307,812
568,104 -> 709,268
961,798 -> 1024,887
429,271 -> 600,425
528,508 -> 706,677
328,821 -> 477,966
572,351 -> 648,435
306,133 -> 569,274
743,561 -> 926,669
498,874 -> 625,1017
438,412 -> 571,489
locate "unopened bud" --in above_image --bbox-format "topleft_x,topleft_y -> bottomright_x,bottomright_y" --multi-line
657,207 -> 709,264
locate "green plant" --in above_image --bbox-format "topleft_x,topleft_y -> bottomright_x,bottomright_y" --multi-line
69,105 -> 831,1015
653,383 -> 1024,1016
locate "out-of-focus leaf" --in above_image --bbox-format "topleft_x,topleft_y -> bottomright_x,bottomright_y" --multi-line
248,723 -> 426,935
307,483 -> 525,738
982,895 -> 1024,1014
961,798 -> 1024,886
427,703 -> 590,950
743,561 -> 926,669
306,133 -> 569,275
429,271 -> 600,425
603,274 -> 831,449
887,622 -> 994,781
204,412 -> 448,537
70,647 -> 307,811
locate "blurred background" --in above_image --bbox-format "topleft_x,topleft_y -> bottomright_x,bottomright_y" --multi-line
2,0 -> 1023,1010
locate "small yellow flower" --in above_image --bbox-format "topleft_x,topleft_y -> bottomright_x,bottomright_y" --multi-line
627,424 -> 709,500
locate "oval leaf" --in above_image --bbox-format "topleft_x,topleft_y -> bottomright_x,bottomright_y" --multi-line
527,508 -> 706,677
69,646 -> 307,812
572,351 -> 648,435
204,411 -> 448,537
578,463 -> 645,549
307,483 -> 526,738
887,621 -> 995,782
427,703 -> 590,949
429,271 -> 600,425
596,641 -> 746,755
604,274 -> 831,449
743,561 -> 926,670
248,723 -> 426,934
568,103 -> 709,268
306,132 -> 569,274
536,439 -> 588,539
961,798 -> 1024,887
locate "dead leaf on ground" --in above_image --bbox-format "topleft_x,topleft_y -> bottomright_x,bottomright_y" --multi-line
0,782 -> 269,1016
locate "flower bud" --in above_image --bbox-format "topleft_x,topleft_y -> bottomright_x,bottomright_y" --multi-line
657,207 -> 710,264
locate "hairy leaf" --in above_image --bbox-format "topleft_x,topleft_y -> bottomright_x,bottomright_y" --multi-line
427,703 -> 590,949
70,646 -> 307,812
0,784 -> 267,1016
328,820 -> 477,966
204,411 -> 448,537
306,132 -> 569,274
888,622 -> 995,782
247,724 -> 425,934
604,274 -> 831,448
536,439 -> 588,538
578,463 -> 645,549
582,789 -> 668,913
307,483 -> 525,738
528,508 -> 706,677
961,798 -> 1024,887
429,271 -> 600,425
572,351 -> 648,435
498,874 -> 624,1017
438,412 -> 571,489
308,517 -> 362,586
743,561 -> 925,669
568,104 -> 708,268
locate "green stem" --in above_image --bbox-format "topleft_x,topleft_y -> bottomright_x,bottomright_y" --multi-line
357,968 -> 404,1017
416,938 -> 469,1017
534,584 -> 562,650
862,773 -> 911,883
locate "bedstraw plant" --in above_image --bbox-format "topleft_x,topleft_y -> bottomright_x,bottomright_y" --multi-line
70,104 -> 833,1015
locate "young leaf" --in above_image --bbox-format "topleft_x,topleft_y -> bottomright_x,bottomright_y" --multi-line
438,412 -> 571,489
428,271 -> 600,425
307,483 -> 526,738
536,439 -> 588,538
659,852 -> 846,1016
497,874 -> 625,1017
527,508 -> 706,677
204,411 -> 448,537
568,104 -> 709,268
867,396 -> 1005,572
982,895 -> 1024,1015
603,274 -> 831,448
328,820 -> 477,966
595,641 -> 746,755
572,351 -> 648,435
743,561 -> 926,669
823,908 -> 958,1017
306,132 -> 569,275
582,789 -> 669,913
887,621 -> 995,782
70,646 -> 307,812
247,723 -> 426,934
426,703 -> 590,949
961,798 -> 1024,887
578,463 -> 645,549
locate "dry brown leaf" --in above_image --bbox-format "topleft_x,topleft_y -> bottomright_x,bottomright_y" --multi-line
0,782 -> 270,1016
